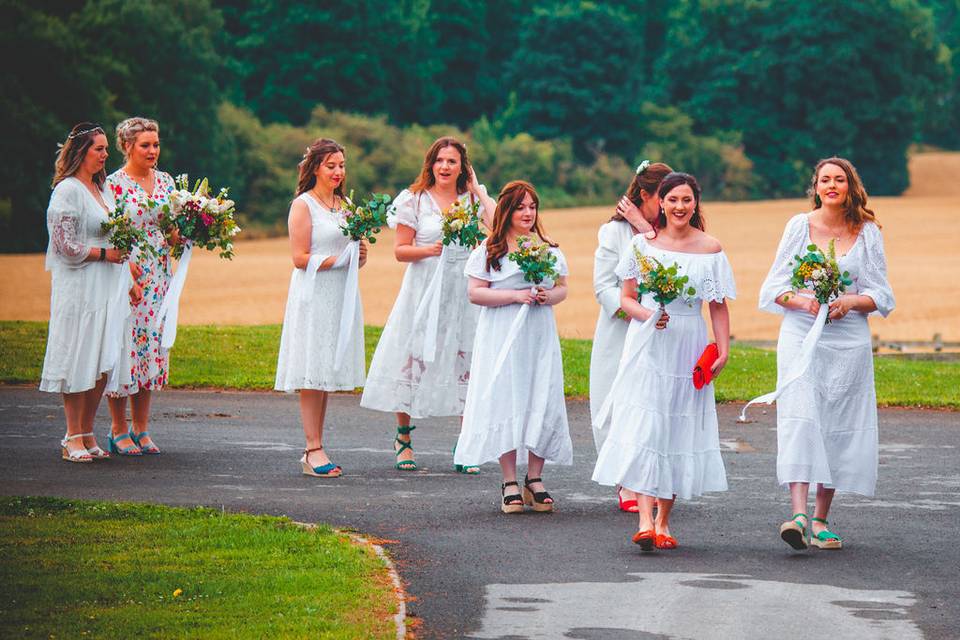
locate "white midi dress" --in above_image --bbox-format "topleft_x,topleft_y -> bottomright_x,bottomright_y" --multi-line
592,235 -> 736,499
360,189 -> 480,417
589,219 -> 635,451
758,214 -> 894,496
40,177 -> 132,394
453,242 -> 573,466
274,193 -> 365,392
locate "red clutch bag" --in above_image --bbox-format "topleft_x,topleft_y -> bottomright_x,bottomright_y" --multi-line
693,343 -> 719,389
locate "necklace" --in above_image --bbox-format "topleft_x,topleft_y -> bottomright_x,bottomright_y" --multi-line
125,167 -> 154,194
310,188 -> 338,210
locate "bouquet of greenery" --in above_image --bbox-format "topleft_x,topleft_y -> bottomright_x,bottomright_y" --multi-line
341,190 -> 391,243
161,174 -> 240,260
441,198 -> 486,248
786,239 -> 853,322
508,235 -> 558,285
633,247 -> 696,307
101,191 -> 157,259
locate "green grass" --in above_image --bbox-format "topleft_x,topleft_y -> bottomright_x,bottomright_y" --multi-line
0,496 -> 395,639
2,320 -> 957,409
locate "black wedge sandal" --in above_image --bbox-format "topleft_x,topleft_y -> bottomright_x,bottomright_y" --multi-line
501,481 -> 524,514
523,475 -> 554,512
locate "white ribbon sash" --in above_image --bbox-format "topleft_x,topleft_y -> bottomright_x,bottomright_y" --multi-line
413,245 -> 447,363
104,261 -> 133,392
156,242 -> 193,349
739,304 -> 828,422
333,241 -> 361,371
592,308 -> 661,432
480,287 -> 537,400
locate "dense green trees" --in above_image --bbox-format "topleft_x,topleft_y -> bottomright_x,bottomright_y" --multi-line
2,0 -> 958,251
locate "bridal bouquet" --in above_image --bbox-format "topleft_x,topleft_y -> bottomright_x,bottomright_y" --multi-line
633,247 -> 696,307
160,174 -> 240,260
441,198 -> 485,248
102,190 -> 157,259
787,239 -> 853,322
508,235 -> 558,285
341,190 -> 391,243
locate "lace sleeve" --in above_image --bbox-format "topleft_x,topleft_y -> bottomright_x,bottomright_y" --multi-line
45,181 -> 88,268
857,222 -> 895,317
464,242 -> 492,281
614,236 -> 642,280
699,251 -> 738,302
387,189 -> 419,230
758,214 -> 807,314
594,223 -> 624,317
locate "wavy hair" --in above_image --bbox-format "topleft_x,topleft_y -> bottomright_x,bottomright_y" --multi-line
612,161 -> 673,224
807,157 -> 880,229
52,122 -> 107,188
485,180 -> 557,272
115,117 -> 159,157
657,172 -> 706,231
409,136 -> 473,195
296,138 -> 346,198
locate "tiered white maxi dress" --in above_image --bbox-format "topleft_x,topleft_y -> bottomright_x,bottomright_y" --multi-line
758,214 -> 894,496
40,177 -> 132,393
453,242 -> 573,466
360,189 -> 480,417
274,193 -> 365,392
592,235 -> 735,499
589,219 -> 635,451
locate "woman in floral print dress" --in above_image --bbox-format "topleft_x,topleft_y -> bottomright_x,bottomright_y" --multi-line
105,117 -> 178,456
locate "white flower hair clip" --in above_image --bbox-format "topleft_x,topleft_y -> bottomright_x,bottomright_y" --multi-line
636,160 -> 651,175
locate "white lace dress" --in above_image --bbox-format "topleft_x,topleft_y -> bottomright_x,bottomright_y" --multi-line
453,242 -> 573,467
758,214 -> 894,496
360,189 -> 479,417
592,235 -> 736,499
40,177 -> 132,393
589,219 -> 635,451
274,193 -> 365,392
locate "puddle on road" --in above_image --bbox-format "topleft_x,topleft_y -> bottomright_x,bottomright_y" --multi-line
467,573 -> 919,640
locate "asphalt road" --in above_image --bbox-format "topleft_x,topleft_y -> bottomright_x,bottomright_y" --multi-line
1,387 -> 958,639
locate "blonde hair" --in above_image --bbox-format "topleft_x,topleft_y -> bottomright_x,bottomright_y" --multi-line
52,122 -> 107,188
115,117 -> 159,157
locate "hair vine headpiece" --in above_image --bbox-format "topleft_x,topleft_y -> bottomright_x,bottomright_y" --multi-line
635,160 -> 651,175
67,126 -> 104,140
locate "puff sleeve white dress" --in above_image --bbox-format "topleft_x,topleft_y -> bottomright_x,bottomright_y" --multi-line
592,235 -> 736,499
274,193 -> 365,392
453,241 -> 573,467
758,213 -> 894,496
40,177 -> 132,393
360,189 -> 480,417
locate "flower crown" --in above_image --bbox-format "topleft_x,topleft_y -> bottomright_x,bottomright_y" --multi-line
635,160 -> 651,175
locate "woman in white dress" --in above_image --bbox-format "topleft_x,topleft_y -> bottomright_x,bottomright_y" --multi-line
455,180 -> 572,513
360,137 -> 493,472
275,138 -> 368,477
753,158 -> 894,551
592,172 -> 735,550
41,123 -> 136,462
106,117 -> 178,456
591,161 -> 673,512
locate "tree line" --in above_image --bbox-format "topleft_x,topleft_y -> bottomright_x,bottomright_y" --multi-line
2,0 -> 956,251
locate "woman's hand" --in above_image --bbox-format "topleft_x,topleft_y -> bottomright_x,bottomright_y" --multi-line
617,197 -> 654,236
655,309 -> 670,330
128,261 -> 143,281
358,239 -> 368,268
129,281 -> 144,305
423,241 -> 443,258
105,248 -> 127,264
710,352 -> 729,378
514,288 -> 537,305
781,293 -> 820,316
167,226 -> 182,247
615,309 -> 630,322
828,295 -> 855,321
467,167 -> 482,195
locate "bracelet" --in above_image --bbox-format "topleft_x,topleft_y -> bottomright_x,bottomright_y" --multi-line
99,247 -> 106,262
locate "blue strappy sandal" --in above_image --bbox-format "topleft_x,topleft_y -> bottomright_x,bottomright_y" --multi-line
810,517 -> 843,549
108,432 -> 142,456
130,430 -> 160,455
301,446 -> 342,477
394,425 -> 417,471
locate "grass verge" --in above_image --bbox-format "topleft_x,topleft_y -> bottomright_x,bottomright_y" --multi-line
0,496 -> 396,639
2,320 -> 957,409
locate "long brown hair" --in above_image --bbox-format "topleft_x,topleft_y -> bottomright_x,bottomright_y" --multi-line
612,161 -> 673,223
485,180 -> 558,272
52,122 -> 107,188
657,172 -> 706,231
409,136 -> 473,194
296,138 -> 346,197
808,157 -> 880,230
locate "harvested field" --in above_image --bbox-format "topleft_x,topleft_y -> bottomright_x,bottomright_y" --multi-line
2,154 -> 957,342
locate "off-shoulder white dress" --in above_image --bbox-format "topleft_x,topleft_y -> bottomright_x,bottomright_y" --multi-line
453,242 -> 573,466
758,213 -> 894,496
592,235 -> 736,499
360,189 -> 479,417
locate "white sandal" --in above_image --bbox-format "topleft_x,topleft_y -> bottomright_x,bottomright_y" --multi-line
60,434 -> 93,463
79,432 -> 110,459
